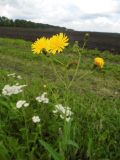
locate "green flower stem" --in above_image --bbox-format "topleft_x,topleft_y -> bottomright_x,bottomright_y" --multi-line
67,38 -> 88,89
67,48 -> 81,89
22,109 -> 30,154
53,56 -> 65,66
30,125 -> 41,159
46,35 -> 89,159
50,55 -> 67,88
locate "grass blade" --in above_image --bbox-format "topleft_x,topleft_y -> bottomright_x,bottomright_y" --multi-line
39,140 -> 63,160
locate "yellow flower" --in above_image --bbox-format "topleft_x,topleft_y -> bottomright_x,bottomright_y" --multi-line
94,57 -> 105,68
49,33 -> 69,54
31,33 -> 69,55
45,38 -> 51,53
31,37 -> 50,54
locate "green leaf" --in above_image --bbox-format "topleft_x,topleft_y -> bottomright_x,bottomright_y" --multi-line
0,100 -> 9,109
67,140 -> 79,148
0,142 -> 10,160
39,140 -> 63,160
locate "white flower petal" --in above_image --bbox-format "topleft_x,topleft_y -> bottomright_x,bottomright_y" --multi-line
32,116 -> 40,123
24,103 -> 29,107
2,84 -> 27,96
7,73 -> 16,77
16,100 -> 26,109
17,75 -> 22,79
36,92 -> 49,104
53,104 -> 73,122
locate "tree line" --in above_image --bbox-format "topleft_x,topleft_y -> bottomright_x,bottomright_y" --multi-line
0,16 -> 70,31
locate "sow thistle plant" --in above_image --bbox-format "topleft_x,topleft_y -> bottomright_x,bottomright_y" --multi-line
31,32 -> 106,160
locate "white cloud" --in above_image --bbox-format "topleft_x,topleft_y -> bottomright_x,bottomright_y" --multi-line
0,0 -> 120,33
74,0 -> 118,14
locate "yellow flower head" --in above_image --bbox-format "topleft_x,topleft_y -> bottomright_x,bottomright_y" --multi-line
31,33 -> 69,55
49,33 -> 69,54
31,37 -> 50,54
94,57 -> 105,68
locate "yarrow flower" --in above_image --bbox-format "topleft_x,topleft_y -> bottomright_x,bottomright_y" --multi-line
31,33 -> 69,55
53,104 -> 73,122
32,116 -> 40,123
7,73 -> 22,79
2,84 -> 27,96
17,75 -> 22,79
94,57 -> 105,68
7,73 -> 16,77
36,92 -> 49,103
16,100 -> 29,109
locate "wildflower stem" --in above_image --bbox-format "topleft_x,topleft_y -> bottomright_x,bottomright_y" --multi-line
53,57 -> 65,66
67,38 -> 88,89
30,125 -> 41,159
67,48 -> 81,89
50,55 -> 67,88
22,109 -> 30,155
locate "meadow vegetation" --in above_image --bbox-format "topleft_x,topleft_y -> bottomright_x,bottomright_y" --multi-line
0,37 -> 120,160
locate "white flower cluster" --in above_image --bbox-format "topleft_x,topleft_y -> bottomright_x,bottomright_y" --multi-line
7,73 -> 22,79
16,100 -> 29,109
53,104 -> 73,122
7,73 -> 16,77
4,73 -> 41,124
2,84 -> 27,96
32,116 -> 40,123
36,92 -> 49,104
17,75 -> 22,79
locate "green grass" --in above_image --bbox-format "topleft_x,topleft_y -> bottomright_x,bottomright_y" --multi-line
0,37 -> 120,160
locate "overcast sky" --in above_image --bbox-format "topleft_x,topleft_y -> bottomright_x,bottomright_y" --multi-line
0,0 -> 120,33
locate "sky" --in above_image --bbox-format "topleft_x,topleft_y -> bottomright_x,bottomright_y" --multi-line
0,0 -> 120,33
